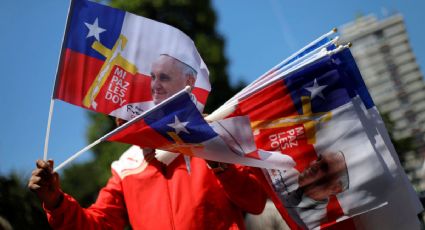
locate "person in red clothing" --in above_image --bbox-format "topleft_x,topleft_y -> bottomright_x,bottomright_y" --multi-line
29,54 -> 267,229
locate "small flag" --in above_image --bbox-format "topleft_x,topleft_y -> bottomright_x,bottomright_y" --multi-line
108,89 -> 295,170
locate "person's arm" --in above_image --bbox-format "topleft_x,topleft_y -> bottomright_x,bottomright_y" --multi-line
29,160 -> 128,230
211,163 -> 267,214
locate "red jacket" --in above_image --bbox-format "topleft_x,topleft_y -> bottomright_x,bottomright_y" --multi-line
45,151 -> 267,230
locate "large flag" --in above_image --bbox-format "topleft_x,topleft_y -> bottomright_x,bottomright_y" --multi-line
54,0 -> 210,120
107,88 -> 296,170
209,47 -> 400,229
207,34 -> 421,228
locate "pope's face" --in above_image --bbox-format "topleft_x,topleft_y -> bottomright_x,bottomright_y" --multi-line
150,55 -> 189,104
298,152 -> 346,201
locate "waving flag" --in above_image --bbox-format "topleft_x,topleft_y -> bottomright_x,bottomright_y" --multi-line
107,88 -> 295,170
211,48 -> 399,229
49,5 -> 422,227
54,0 -> 210,120
205,32 -> 421,228
206,44 -> 421,229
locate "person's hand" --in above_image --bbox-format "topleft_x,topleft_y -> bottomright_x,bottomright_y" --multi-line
28,160 -> 62,210
142,148 -> 156,162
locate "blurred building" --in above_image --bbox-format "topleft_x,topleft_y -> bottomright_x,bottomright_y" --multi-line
340,14 -> 425,192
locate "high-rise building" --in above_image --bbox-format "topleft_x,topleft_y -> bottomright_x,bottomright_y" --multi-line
340,14 -> 425,191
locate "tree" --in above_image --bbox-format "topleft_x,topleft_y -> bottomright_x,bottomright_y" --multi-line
0,173 -> 51,229
59,0 -> 241,207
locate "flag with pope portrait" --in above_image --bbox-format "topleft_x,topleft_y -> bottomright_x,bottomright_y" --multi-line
54,0 -> 210,120
47,1 -> 422,229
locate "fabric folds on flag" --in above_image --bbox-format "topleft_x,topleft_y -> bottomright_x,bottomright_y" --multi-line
218,48 -> 397,229
54,0 -> 210,120
332,49 -> 423,229
108,90 -> 296,171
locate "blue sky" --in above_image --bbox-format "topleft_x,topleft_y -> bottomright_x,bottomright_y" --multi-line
1,0 -> 424,178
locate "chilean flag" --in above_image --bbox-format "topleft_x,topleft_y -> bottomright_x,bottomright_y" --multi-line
54,0 -> 210,120
107,90 -> 217,150
107,88 -> 295,170
220,49 -> 396,229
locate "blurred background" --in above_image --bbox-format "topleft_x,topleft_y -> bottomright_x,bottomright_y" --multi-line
1,0 -> 425,228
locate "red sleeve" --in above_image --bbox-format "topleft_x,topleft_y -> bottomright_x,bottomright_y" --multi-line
44,171 -> 128,230
215,165 -> 267,214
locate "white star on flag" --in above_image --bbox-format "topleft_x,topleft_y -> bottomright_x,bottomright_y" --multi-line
167,115 -> 190,135
305,78 -> 327,99
84,17 -> 106,41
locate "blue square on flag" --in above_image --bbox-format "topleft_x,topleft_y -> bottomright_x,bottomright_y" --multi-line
144,93 -> 217,144
108,91 -> 218,148
284,57 -> 352,114
66,0 -> 125,60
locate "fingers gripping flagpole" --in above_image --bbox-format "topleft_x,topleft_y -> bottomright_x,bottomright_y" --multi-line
54,86 -> 192,172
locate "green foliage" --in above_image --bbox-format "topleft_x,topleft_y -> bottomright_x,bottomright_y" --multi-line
60,113 -> 129,207
0,173 -> 51,229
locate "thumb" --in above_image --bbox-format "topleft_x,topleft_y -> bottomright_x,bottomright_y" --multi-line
47,159 -> 60,188
48,160 -> 60,186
